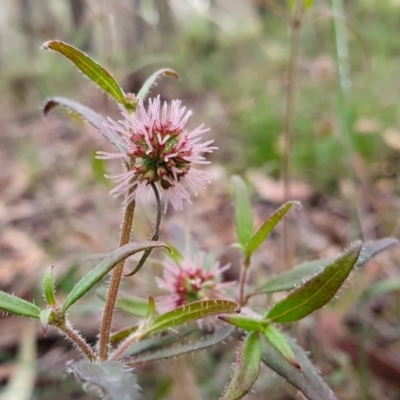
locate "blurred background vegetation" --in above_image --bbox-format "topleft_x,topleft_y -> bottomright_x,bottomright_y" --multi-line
1,1 -> 400,399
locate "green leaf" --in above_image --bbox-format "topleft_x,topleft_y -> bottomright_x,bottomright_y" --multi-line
245,201 -> 300,259
43,266 -> 56,306
110,324 -> 139,344
231,176 -> 253,248
261,324 -> 299,368
218,314 -> 262,331
266,243 -> 362,323
126,326 -> 197,357
0,291 -> 40,319
137,68 -> 180,99
69,361 -> 139,400
42,40 -> 125,104
62,241 -> 168,312
261,334 -> 337,400
145,300 -> 239,336
360,278 -> 400,303
128,326 -> 235,364
39,308 -> 54,335
43,97 -> 125,153
116,295 -> 149,317
254,237 -> 398,295
222,332 -> 262,400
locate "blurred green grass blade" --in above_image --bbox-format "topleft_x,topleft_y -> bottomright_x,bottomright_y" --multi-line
69,361 -> 139,400
261,334 -> 337,400
146,300 -> 239,335
62,241 -> 168,312
254,237 -> 398,295
245,201 -> 300,259
42,40 -> 125,104
117,295 -> 148,317
0,322 -> 36,400
91,151 -> 111,187
360,278 -> 400,303
231,176 -> 253,248
266,243 -> 361,323
222,332 -> 262,400
43,97 -> 125,153
137,68 -> 180,99
0,291 -> 40,319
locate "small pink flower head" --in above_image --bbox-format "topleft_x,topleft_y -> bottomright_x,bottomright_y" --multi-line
97,96 -> 217,211
156,252 -> 234,312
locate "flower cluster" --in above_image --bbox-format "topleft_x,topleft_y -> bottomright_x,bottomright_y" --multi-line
156,252 -> 234,312
97,96 -> 216,211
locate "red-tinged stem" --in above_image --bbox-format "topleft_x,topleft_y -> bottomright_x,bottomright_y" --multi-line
99,197 -> 136,360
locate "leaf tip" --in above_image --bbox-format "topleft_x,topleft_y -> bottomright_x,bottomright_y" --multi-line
41,40 -> 57,51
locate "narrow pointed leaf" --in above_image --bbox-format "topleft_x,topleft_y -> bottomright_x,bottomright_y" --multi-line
245,201 -> 300,259
137,68 -> 180,99
218,314 -> 262,331
43,266 -> 56,306
97,290 -> 148,317
128,326 -> 235,364
42,40 -> 125,104
0,291 -> 40,319
261,335 -> 337,400
267,243 -> 362,323
145,300 -> 239,335
360,278 -> 400,303
62,241 -> 168,312
117,295 -> 148,317
43,97 -> 124,152
254,237 -> 398,295
222,332 -> 262,400
69,361 -> 139,400
262,324 -> 299,368
231,176 -> 253,248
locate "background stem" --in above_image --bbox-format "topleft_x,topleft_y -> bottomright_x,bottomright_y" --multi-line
282,2 -> 302,270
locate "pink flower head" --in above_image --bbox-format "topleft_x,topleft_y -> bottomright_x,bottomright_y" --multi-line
97,96 -> 217,211
156,252 -> 234,312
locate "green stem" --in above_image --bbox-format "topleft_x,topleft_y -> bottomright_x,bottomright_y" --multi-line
238,256 -> 251,306
99,197 -> 136,360
124,182 -> 163,276
282,2 -> 302,270
330,0 -> 360,239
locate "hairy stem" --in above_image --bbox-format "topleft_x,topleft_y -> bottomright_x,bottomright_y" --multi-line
282,2 -> 302,270
99,197 -> 136,360
111,331 -> 142,360
59,321 -> 97,361
124,182 -> 163,276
